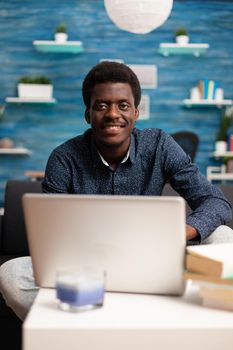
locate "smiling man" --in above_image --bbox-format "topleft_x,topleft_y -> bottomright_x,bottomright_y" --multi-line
42,61 -> 231,242
0,61 -> 232,321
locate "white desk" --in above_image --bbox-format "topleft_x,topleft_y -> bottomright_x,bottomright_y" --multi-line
23,284 -> 233,350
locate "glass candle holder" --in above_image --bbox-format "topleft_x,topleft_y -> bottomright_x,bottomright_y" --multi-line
56,267 -> 106,312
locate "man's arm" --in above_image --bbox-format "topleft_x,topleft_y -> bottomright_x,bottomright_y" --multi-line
161,133 -> 232,242
42,149 -> 72,193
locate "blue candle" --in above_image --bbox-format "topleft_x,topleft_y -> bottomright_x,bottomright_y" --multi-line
56,273 -> 105,308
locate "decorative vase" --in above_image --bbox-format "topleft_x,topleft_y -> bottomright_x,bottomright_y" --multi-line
190,87 -> 201,101
215,141 -> 227,153
215,88 -> 224,101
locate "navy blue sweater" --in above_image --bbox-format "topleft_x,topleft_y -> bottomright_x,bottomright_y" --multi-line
42,128 -> 232,242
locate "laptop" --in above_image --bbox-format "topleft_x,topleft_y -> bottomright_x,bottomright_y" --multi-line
22,194 -> 186,295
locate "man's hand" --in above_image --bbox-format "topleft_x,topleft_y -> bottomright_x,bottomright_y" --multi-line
186,224 -> 198,240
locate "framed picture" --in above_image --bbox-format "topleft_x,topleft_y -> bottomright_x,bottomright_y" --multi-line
127,64 -> 157,89
138,95 -> 150,120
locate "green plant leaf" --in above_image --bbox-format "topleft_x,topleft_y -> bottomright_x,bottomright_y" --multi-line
18,75 -> 51,84
56,22 -> 67,33
175,27 -> 188,36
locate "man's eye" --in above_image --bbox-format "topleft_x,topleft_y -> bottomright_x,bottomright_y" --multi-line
119,103 -> 130,110
96,103 -> 107,110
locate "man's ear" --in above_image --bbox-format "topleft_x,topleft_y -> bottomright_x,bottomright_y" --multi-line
135,108 -> 139,121
85,109 -> 90,124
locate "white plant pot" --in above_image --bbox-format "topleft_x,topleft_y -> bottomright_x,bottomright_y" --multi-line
18,84 -> 53,99
54,32 -> 68,43
215,141 -> 227,153
176,35 -> 189,45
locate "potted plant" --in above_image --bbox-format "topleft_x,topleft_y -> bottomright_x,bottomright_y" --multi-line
0,104 -> 5,118
175,27 -> 189,45
18,76 -> 53,99
54,22 -> 68,43
215,107 -> 233,152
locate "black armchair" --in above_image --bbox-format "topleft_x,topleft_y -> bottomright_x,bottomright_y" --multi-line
171,131 -> 199,162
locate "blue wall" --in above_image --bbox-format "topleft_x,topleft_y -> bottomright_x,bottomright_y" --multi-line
0,0 -> 233,205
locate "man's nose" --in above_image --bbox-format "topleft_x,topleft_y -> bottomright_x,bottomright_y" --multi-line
106,104 -> 120,118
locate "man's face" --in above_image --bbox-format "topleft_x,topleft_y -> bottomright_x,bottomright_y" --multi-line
85,82 -> 139,150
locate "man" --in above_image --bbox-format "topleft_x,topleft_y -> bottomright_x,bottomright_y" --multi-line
0,61 -> 232,320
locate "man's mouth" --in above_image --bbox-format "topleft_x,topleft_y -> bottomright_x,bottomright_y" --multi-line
102,124 -> 125,130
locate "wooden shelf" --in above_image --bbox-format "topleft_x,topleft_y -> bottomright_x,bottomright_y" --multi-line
212,151 -> 233,159
5,97 -> 57,104
207,166 -> 233,182
25,171 -> 45,180
0,147 -> 32,155
159,43 -> 209,56
208,173 -> 233,181
183,99 -> 233,108
33,40 -> 84,54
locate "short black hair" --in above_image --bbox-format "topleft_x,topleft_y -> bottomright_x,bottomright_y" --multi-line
82,61 -> 141,108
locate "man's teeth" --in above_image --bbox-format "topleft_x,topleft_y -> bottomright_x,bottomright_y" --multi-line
105,125 -> 121,129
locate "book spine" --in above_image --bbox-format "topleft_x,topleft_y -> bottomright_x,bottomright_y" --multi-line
183,271 -> 233,286
213,81 -> 218,99
202,297 -> 233,311
203,79 -> 209,100
228,135 -> 233,152
198,80 -> 204,99
207,80 -> 213,100
200,286 -> 233,311
200,286 -> 233,300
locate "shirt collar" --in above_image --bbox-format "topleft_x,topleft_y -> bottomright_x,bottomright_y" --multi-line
90,129 -> 136,168
98,147 -> 130,167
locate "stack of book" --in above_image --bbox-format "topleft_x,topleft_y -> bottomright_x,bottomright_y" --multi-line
198,79 -> 219,100
184,243 -> 233,311
190,79 -> 223,101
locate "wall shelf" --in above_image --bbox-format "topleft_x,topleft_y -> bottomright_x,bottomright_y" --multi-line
158,43 -> 209,56
207,165 -> 233,182
33,40 -> 84,54
183,99 -> 233,108
0,147 -> 32,155
24,170 -> 45,180
5,97 -> 57,104
212,151 -> 233,159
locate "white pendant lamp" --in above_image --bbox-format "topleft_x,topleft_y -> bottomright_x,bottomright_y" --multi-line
104,0 -> 173,34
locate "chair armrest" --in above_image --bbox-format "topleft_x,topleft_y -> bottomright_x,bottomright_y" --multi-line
0,209 -> 4,252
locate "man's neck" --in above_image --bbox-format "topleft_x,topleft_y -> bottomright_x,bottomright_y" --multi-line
98,145 -> 130,170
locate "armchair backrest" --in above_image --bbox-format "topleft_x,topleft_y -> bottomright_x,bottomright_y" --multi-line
171,131 -> 199,162
1,180 -> 42,255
